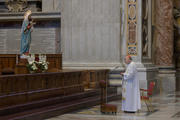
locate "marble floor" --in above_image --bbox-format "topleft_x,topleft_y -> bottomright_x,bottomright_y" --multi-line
46,92 -> 180,120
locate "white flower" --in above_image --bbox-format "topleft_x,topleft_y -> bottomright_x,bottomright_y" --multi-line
27,54 -> 35,64
32,63 -> 38,70
27,54 -> 49,72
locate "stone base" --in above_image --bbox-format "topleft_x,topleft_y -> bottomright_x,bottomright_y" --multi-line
158,70 -> 176,94
117,87 -> 122,95
176,70 -> 180,91
138,66 -> 158,94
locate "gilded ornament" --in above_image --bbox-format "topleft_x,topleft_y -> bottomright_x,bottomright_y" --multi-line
5,0 -> 27,12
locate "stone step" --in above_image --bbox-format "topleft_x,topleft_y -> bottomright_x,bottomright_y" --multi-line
109,74 -> 122,79
108,71 -> 123,87
109,79 -> 122,87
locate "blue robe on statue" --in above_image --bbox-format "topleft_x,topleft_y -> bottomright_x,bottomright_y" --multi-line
122,61 -> 141,112
20,19 -> 32,55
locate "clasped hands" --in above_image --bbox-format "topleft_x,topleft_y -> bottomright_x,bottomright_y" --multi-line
120,72 -> 124,76
24,20 -> 36,33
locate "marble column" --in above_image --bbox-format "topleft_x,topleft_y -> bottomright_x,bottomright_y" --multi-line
154,0 -> 176,93
155,0 -> 174,67
174,0 -> 180,91
120,0 -> 158,93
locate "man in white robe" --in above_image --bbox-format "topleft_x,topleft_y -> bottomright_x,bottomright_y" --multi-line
121,55 -> 141,113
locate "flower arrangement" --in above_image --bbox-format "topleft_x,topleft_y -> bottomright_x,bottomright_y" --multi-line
27,54 -> 49,73
26,54 -> 37,73
37,54 -> 49,72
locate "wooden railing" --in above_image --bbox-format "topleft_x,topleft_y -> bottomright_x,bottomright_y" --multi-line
82,69 -> 109,89
0,54 -> 17,71
0,70 -> 84,108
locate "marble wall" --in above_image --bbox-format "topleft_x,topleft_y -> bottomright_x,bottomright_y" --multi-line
0,1 -> 61,55
60,0 -> 158,93
60,0 -> 122,69
0,0 -> 61,54
42,0 -> 61,12
0,19 -> 60,54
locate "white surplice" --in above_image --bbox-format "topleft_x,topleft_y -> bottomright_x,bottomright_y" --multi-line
122,61 -> 141,112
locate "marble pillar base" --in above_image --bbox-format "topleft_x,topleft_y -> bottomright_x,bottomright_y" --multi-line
176,70 -> 180,91
158,70 -> 176,94
138,66 -> 158,94
117,87 -> 122,95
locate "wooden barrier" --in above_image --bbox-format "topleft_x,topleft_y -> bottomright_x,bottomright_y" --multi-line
0,70 -> 84,108
0,54 -> 16,71
0,54 -> 62,74
82,69 -> 109,89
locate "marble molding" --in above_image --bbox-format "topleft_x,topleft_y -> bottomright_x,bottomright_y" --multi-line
154,0 -> 174,66
142,0 -> 152,60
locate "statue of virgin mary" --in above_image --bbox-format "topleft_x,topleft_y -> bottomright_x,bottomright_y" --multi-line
20,10 -> 34,58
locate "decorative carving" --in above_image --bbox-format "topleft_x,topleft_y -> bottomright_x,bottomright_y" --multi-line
174,7 -> 180,53
127,0 -> 138,56
5,0 -> 27,12
128,22 -> 136,44
155,0 -> 174,66
173,3 -> 180,69
142,0 -> 149,57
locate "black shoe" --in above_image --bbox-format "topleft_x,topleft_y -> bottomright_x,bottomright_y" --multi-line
124,111 -> 135,113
